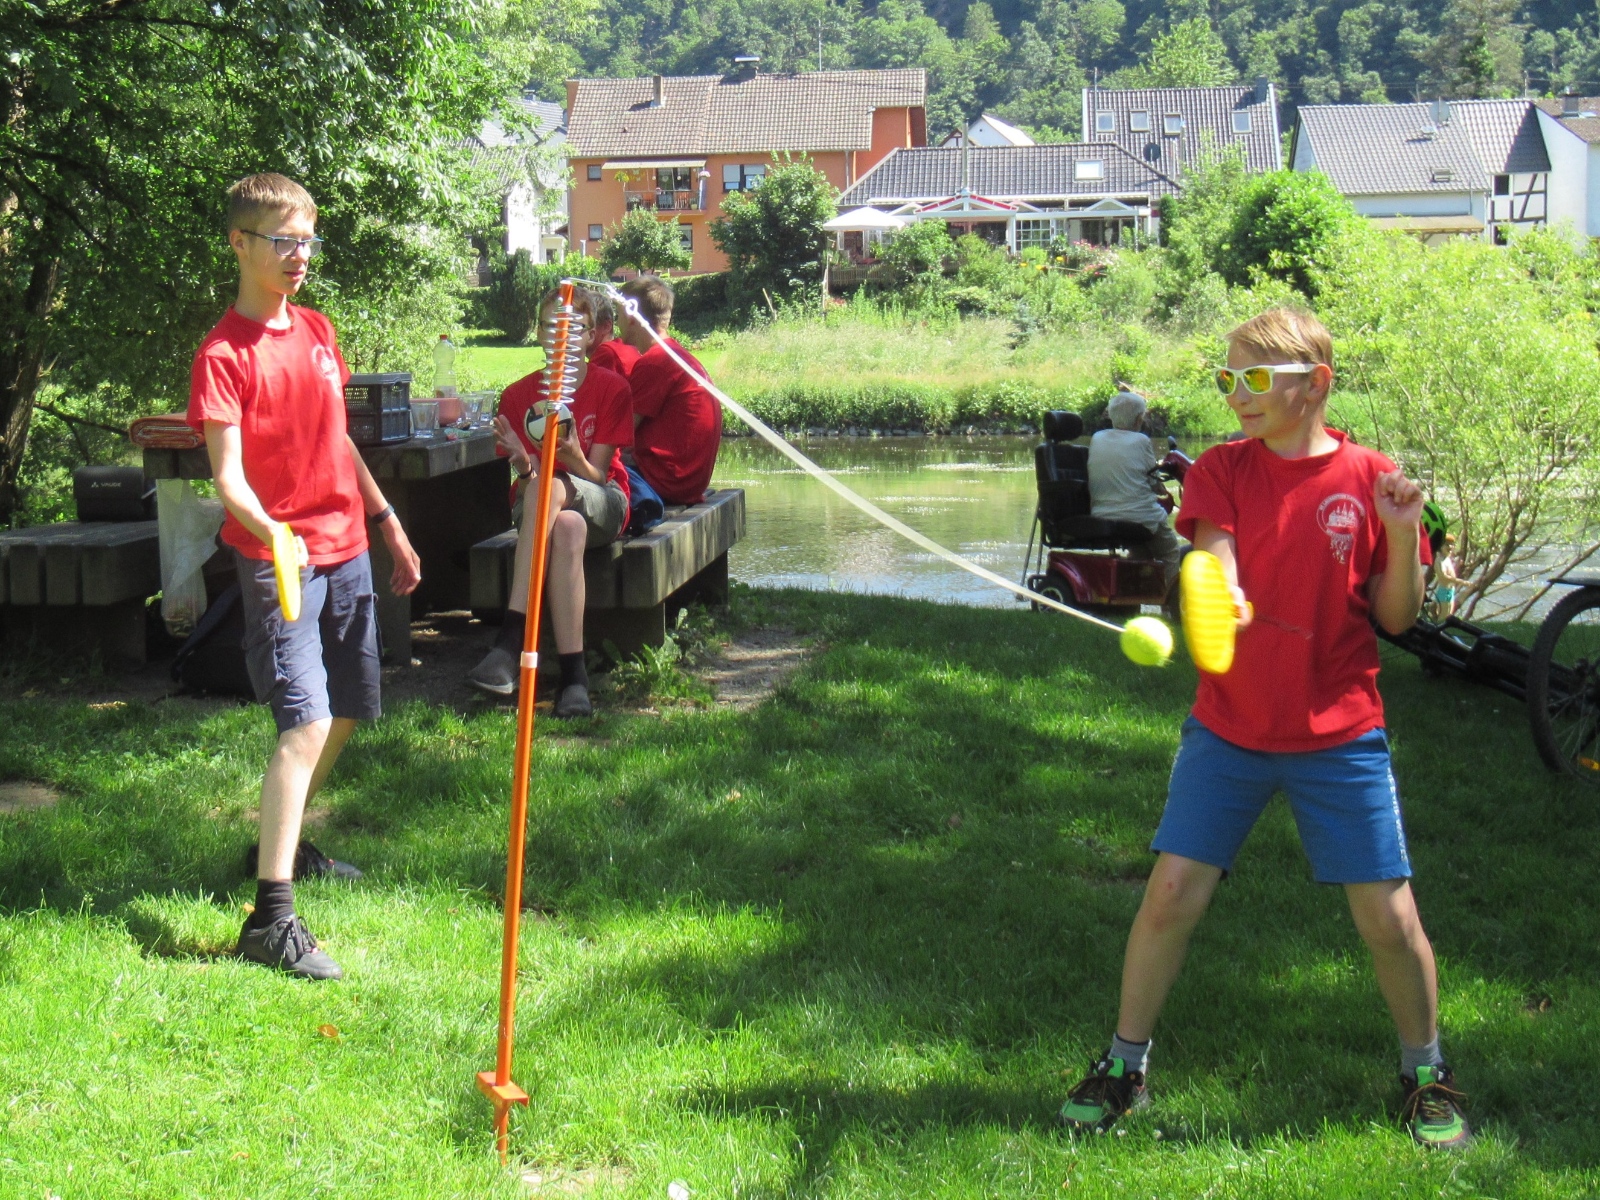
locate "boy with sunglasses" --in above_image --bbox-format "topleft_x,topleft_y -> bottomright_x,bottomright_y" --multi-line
188,173 -> 422,980
1059,308 -> 1468,1149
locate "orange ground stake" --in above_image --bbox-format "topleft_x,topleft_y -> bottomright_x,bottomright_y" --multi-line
477,281 -> 583,1161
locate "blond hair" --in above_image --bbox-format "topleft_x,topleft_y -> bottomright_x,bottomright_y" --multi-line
621,275 -> 675,330
226,173 -> 317,233
1225,307 -> 1333,370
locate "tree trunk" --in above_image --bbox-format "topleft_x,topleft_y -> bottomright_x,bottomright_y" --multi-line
0,248 -> 62,525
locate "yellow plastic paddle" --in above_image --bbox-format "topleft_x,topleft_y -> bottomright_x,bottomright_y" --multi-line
271,522 -> 308,622
1180,549 -> 1249,674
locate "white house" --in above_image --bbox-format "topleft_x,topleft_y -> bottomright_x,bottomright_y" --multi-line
1534,95 -> 1600,238
1293,97 -> 1593,244
466,93 -> 569,264
939,113 -> 1035,148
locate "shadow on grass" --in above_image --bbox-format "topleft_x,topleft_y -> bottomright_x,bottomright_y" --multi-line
4,590 -> 1600,1171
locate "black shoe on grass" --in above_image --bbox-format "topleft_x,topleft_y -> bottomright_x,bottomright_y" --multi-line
1401,1064 -> 1472,1149
243,840 -> 362,881
468,646 -> 518,696
1059,1055 -> 1149,1133
554,683 -> 593,719
237,914 -> 343,981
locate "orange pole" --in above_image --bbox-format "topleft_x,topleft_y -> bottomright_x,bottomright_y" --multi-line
477,281 -> 579,1161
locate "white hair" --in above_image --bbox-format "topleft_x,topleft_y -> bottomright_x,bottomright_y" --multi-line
1107,390 -> 1147,431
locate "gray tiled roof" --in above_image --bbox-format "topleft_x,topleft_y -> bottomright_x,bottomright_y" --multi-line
1083,85 -> 1282,175
465,146 -> 541,192
1452,99 -> 1550,172
567,69 -> 926,158
1534,97 -> 1600,145
1294,103 -> 1491,194
837,143 -> 1179,208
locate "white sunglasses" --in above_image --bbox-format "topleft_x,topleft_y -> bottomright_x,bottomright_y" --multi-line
1214,363 -> 1320,395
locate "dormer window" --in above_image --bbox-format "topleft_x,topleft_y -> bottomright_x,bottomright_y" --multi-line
1096,112 -> 1115,133
1129,110 -> 1151,132
1232,111 -> 1252,133
1431,168 -> 1454,183
1163,113 -> 1184,135
1075,159 -> 1105,180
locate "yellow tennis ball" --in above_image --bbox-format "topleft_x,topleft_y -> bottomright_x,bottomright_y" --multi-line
1120,616 -> 1174,667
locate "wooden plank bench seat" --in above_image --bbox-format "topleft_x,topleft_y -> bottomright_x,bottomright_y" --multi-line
0,520 -> 161,663
469,488 -> 745,657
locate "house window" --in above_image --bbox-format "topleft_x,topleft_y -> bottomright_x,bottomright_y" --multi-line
586,164 -> 602,181
1095,112 -> 1115,133
1232,111 -> 1252,133
1493,174 -> 1511,196
588,224 -> 603,241
1163,114 -> 1184,135
1075,159 -> 1105,181
1431,168 -> 1453,184
679,225 -> 693,251
1129,111 -> 1151,132
1015,217 -> 1065,251
657,166 -> 693,193
723,163 -> 766,191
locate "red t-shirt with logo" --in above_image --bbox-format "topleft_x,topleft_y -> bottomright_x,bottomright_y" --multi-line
1175,431 -> 1431,753
186,305 -> 365,565
497,364 -> 634,517
630,337 -> 721,505
589,338 -> 640,378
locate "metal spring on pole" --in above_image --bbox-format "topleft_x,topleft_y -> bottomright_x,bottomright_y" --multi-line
529,295 -> 588,440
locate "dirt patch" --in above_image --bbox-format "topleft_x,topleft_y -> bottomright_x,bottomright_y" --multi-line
702,627 -> 811,711
521,1165 -> 633,1196
0,781 -> 61,813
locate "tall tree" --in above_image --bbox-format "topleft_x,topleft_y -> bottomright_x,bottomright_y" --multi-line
0,0 -> 575,522
1111,17 -> 1238,87
1416,0 -> 1524,97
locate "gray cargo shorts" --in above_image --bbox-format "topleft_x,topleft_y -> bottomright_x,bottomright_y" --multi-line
235,550 -> 382,734
517,475 -> 628,547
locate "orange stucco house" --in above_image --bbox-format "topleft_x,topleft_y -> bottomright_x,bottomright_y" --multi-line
565,65 -> 927,275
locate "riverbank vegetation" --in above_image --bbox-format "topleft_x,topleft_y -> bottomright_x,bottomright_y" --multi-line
1,586 -> 1595,1197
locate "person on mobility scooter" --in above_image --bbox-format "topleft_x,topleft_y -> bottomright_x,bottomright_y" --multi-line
1023,391 -> 1190,614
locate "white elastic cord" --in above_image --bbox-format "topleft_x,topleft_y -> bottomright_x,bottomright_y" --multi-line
599,285 -> 1126,636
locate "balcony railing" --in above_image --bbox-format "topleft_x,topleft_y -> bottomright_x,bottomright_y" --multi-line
624,189 -> 701,213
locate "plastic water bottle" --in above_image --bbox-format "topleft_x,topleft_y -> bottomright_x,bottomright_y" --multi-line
432,334 -> 457,398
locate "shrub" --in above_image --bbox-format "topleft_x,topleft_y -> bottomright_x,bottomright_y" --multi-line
1218,170 -> 1363,298
600,209 -> 692,275
710,158 -> 836,310
482,250 -> 607,343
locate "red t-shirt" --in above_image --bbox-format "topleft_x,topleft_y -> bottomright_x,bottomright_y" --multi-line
1175,430 -> 1431,753
589,338 -> 640,378
497,364 -> 634,515
630,337 -> 721,505
186,305 -> 365,565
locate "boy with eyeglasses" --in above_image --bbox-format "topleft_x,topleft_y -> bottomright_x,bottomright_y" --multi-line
187,173 -> 422,980
1059,308 -> 1469,1149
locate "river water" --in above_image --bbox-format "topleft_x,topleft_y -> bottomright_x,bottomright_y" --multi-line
709,433 -> 1584,618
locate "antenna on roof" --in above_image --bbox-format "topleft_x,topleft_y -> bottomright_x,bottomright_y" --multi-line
959,126 -> 970,196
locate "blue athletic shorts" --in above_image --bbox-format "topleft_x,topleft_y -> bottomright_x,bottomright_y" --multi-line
1151,717 -> 1412,884
235,550 -> 382,734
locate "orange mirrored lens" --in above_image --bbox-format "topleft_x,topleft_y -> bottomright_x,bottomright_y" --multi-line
1241,367 -> 1274,393
1214,369 -> 1237,395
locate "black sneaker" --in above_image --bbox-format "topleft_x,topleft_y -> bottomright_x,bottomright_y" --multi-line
1059,1054 -> 1149,1133
243,840 -> 362,881
554,682 -> 593,718
237,913 -> 343,980
1401,1064 -> 1472,1149
468,646 -> 518,696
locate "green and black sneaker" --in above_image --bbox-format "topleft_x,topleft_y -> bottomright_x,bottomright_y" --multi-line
1059,1055 -> 1149,1134
1400,1064 -> 1472,1150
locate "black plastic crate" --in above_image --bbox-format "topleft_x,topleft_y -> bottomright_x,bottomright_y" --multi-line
347,409 -> 412,446
344,372 -> 411,417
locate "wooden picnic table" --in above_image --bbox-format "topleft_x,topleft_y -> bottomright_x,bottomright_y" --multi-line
143,428 -> 511,659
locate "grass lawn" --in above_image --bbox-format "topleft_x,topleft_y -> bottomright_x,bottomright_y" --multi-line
458,330 -> 544,393
1,588 -> 1597,1197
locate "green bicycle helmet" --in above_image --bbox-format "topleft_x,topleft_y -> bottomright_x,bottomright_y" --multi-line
1421,500 -> 1448,556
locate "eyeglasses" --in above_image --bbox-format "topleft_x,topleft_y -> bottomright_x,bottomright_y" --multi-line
242,230 -> 325,258
1214,364 -> 1319,395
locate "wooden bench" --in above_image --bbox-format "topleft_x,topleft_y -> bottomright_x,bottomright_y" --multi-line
0,521 -> 161,663
469,488 -> 745,657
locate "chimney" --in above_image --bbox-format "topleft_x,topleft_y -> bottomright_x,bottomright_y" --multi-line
651,74 -> 663,107
731,55 -> 760,81
1254,75 -> 1272,105
1432,97 -> 1452,126
1563,90 -> 1581,118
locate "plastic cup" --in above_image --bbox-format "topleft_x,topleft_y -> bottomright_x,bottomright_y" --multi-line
436,395 -> 463,425
462,393 -> 482,428
410,400 -> 439,439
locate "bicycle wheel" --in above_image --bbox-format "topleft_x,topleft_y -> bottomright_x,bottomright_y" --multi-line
1526,586 -> 1600,782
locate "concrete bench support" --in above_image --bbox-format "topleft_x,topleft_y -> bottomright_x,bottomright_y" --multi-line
0,521 -> 161,664
469,489 -> 744,659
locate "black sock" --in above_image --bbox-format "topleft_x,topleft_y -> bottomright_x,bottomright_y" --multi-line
495,609 -> 527,654
559,651 -> 588,691
250,878 -> 295,929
